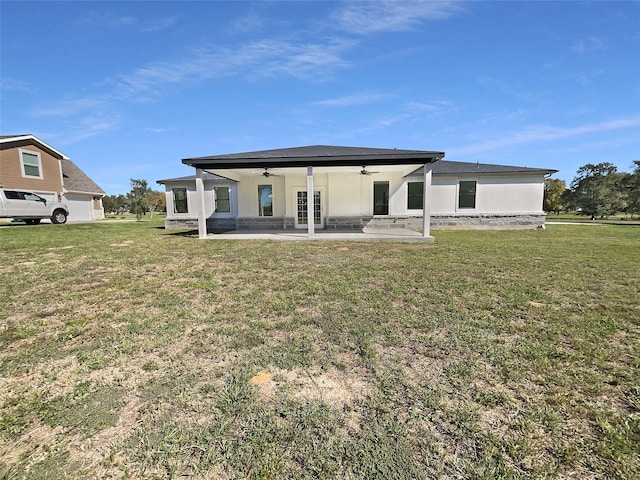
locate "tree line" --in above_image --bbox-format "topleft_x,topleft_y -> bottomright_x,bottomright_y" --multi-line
102,179 -> 166,219
544,161 -> 640,218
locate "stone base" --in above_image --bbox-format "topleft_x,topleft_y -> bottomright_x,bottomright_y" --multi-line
325,216 -> 372,230
237,217 -> 288,230
409,214 -> 547,229
164,218 -> 199,229
164,217 -> 237,230
165,213 -> 547,231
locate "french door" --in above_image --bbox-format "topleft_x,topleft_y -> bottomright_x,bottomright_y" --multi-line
296,190 -> 323,228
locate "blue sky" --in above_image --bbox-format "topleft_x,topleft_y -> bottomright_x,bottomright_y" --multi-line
2,1 -> 639,194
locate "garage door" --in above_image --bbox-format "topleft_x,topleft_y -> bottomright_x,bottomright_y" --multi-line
64,194 -> 93,222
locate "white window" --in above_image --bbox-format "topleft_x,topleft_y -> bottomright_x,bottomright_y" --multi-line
172,188 -> 188,213
258,185 -> 273,216
214,187 -> 230,213
458,181 -> 477,209
20,149 -> 43,179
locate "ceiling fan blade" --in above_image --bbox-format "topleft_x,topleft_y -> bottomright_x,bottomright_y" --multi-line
262,168 -> 281,177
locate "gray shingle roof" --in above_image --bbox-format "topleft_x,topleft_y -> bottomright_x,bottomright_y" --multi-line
409,160 -> 557,176
62,159 -> 105,194
156,172 -> 232,184
183,145 -> 445,169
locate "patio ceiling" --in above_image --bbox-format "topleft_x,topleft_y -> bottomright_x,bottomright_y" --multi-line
204,164 -> 425,182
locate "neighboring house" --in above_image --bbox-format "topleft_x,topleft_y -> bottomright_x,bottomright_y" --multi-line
157,145 -> 556,234
0,134 -> 105,222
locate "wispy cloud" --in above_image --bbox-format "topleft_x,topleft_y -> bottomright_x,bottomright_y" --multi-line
571,36 -> 606,55
575,69 -> 605,86
331,0 -> 465,34
451,116 -> 640,156
24,36 -> 352,141
105,38 -> 351,100
312,92 -> 394,107
140,16 -> 179,32
78,11 -> 177,32
66,116 -> 120,142
78,11 -> 136,28
405,100 -> 452,113
31,98 -> 108,118
0,77 -> 38,95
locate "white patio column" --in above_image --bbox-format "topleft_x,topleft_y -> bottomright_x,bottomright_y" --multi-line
307,166 -> 315,238
422,164 -> 433,238
196,168 -> 207,239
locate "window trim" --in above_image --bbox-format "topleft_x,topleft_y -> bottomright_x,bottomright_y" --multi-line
458,180 -> 477,210
214,186 -> 231,213
373,181 -> 390,215
19,149 -> 43,179
407,181 -> 424,210
172,187 -> 188,214
258,184 -> 273,217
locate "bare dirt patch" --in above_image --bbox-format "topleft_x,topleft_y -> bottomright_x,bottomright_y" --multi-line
251,366 -> 369,409
67,397 -> 144,472
109,240 -> 134,247
0,423 -> 64,467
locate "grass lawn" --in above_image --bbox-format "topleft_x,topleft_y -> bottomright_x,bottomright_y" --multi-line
545,212 -> 640,226
0,220 -> 638,479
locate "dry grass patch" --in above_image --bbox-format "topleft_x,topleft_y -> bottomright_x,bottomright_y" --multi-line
0,221 -> 638,479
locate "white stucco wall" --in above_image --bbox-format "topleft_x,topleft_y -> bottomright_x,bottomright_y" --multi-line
475,176 -> 544,213
162,171 -> 547,223
327,174 -> 365,215
163,181 -> 237,220
400,174 -> 546,215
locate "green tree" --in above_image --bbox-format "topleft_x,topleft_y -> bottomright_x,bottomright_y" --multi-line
569,162 -> 619,218
102,194 -> 128,215
127,180 -> 165,220
543,178 -> 566,214
143,190 -> 166,218
623,160 -> 640,217
128,179 -> 151,220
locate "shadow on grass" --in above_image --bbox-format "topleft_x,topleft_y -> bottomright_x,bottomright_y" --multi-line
160,228 -> 237,237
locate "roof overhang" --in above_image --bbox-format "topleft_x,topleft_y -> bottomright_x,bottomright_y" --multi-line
64,189 -> 105,196
0,135 -> 69,160
182,145 -> 445,170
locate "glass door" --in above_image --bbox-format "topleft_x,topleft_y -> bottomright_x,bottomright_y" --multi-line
296,190 -> 322,228
373,181 -> 389,215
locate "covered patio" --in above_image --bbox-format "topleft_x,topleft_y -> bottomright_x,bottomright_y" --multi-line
181,145 -> 444,241
193,227 -> 432,242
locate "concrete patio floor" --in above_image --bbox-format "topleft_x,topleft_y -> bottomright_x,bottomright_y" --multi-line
203,228 -> 434,242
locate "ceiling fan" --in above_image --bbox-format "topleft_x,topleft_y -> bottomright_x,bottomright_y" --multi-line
262,168 -> 280,177
360,166 -> 379,175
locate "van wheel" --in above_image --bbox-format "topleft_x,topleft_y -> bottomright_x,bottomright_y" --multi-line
25,219 -> 41,225
51,210 -> 67,224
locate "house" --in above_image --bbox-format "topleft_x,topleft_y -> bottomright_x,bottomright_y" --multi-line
0,134 -> 105,222
157,145 -> 557,238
